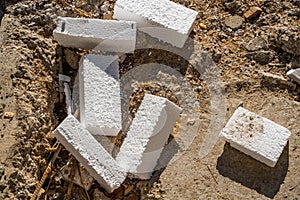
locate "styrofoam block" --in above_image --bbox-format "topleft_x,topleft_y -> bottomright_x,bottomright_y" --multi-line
79,54 -> 122,136
53,115 -> 126,192
116,94 -> 182,179
219,107 -> 291,167
287,68 -> 300,85
53,17 -> 137,52
113,0 -> 198,48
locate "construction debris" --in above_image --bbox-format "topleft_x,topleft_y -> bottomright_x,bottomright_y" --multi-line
219,107 -> 291,167
116,94 -> 182,179
53,115 -> 127,192
53,17 -> 137,52
79,54 -> 122,136
113,0 -> 198,48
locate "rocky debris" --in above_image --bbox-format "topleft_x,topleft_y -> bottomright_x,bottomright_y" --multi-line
287,68 -> 300,85
224,15 -> 243,30
245,37 -> 268,52
245,50 -> 274,65
260,71 -> 297,90
244,6 -> 262,19
224,0 -> 243,15
274,27 -> 300,55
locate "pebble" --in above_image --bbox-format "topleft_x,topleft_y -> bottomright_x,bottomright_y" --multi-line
4,112 -> 14,118
224,15 -> 243,30
244,6 -> 262,19
245,37 -> 268,51
199,23 -> 207,30
245,50 -> 274,65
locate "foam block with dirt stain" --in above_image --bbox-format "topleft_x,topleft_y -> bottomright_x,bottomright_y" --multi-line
53,17 -> 137,52
219,107 -> 291,167
79,54 -> 122,136
53,115 -> 126,192
116,94 -> 182,179
113,0 -> 198,48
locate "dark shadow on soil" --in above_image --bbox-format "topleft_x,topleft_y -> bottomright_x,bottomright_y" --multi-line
217,142 -> 289,198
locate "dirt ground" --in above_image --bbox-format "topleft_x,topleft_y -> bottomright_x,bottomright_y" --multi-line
0,0 -> 299,199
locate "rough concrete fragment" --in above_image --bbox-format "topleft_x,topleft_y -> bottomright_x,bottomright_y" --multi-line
53,115 -> 126,192
224,15 -> 243,29
53,17 -> 137,53
113,0 -> 198,48
219,107 -> 291,167
117,94 -> 182,179
287,68 -> 300,85
244,6 -> 262,19
79,54 -> 122,136
245,37 -> 268,52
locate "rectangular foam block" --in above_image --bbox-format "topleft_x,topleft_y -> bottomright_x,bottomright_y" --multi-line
113,0 -> 198,48
53,17 -> 137,52
287,68 -> 300,85
53,115 -> 126,192
116,94 -> 182,179
79,54 -> 122,136
219,107 -> 291,167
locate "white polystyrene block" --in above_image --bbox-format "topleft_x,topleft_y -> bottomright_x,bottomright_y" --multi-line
53,115 -> 126,192
113,0 -> 198,48
53,17 -> 137,52
79,54 -> 122,136
219,107 -> 291,167
287,68 -> 300,85
116,94 -> 182,179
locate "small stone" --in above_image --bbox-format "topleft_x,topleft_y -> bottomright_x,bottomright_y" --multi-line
224,15 -> 243,30
212,51 -> 222,63
199,23 -> 207,30
245,37 -> 268,51
100,3 -> 110,12
245,50 -> 274,65
287,8 -> 300,17
3,112 -> 14,118
244,6 -> 262,19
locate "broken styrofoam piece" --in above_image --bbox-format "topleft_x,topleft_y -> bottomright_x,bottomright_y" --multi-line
79,54 -> 122,136
116,94 -> 182,179
113,0 -> 198,48
53,17 -> 137,53
59,74 -> 71,82
287,68 -> 300,85
219,107 -> 291,167
63,82 -> 72,115
53,115 -> 126,192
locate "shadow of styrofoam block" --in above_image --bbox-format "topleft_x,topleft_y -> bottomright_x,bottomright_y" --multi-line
53,115 -> 126,192
53,17 -> 136,52
113,0 -> 197,48
79,54 -> 122,136
219,107 -> 291,167
116,94 -> 182,179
